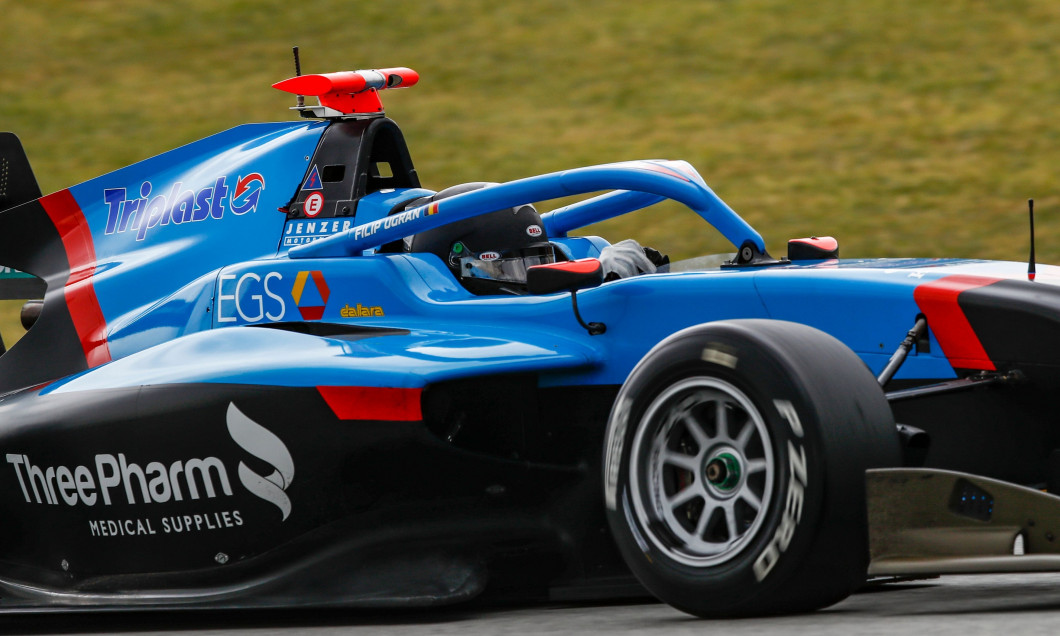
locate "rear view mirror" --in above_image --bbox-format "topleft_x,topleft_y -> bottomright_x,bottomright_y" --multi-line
527,258 -> 604,295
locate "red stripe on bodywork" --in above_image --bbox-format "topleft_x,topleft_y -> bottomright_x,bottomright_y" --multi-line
317,386 -> 423,421
39,190 -> 112,368
913,275 -> 1001,371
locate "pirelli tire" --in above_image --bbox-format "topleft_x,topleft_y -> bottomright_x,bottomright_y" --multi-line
603,319 -> 900,617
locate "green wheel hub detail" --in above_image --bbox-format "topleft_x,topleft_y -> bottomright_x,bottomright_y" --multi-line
706,452 -> 741,491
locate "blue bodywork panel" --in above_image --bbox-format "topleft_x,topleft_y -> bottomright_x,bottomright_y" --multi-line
6,117 -> 1056,398
41,322 -> 601,394
46,248 -> 1038,395
65,121 -> 327,359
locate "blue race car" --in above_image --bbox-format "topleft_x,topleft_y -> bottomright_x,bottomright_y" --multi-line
1,64 -> 1059,617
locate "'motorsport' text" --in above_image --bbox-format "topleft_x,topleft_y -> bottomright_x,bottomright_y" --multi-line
103,173 -> 265,241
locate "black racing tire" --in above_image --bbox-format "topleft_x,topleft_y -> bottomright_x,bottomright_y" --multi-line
603,319 -> 900,617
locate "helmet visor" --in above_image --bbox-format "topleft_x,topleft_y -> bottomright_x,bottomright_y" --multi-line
458,244 -> 555,284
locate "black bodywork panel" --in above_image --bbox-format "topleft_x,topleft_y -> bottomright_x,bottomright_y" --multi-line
0,378 -> 635,608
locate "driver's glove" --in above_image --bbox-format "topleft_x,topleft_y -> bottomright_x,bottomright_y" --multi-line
600,239 -> 666,281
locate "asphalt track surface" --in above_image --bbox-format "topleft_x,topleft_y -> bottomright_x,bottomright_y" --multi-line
6,573 -> 1060,635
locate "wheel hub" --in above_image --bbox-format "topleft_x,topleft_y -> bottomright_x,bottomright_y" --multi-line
705,451 -> 742,492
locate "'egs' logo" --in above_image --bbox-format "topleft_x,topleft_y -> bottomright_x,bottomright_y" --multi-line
217,272 -> 286,323
215,270 -> 332,324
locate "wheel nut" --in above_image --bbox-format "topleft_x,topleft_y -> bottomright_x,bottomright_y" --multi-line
706,459 -> 727,483
705,453 -> 741,491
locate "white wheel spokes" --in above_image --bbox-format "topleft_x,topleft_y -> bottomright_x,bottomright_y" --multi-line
735,419 -> 755,450
659,448 -> 700,473
680,411 -> 711,449
694,500 -> 715,539
745,458 -> 769,474
671,494 -> 762,555
740,488 -> 762,512
631,377 -> 776,567
715,400 -> 729,441
666,483 -> 701,509
724,501 -> 739,542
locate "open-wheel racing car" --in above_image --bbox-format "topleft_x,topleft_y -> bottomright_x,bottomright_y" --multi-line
3,64 -> 1060,618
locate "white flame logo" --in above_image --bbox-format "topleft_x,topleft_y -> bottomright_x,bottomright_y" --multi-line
226,403 -> 295,521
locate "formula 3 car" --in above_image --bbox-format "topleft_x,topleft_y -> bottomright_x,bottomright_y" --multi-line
1,63 -> 1060,618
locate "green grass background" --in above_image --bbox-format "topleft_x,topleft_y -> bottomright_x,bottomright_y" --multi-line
2,0 -> 1059,345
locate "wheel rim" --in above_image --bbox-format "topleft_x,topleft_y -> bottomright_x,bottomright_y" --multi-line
629,377 -> 775,567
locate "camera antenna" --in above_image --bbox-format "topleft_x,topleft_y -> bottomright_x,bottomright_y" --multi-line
1029,198 -> 1036,282
292,46 -> 305,108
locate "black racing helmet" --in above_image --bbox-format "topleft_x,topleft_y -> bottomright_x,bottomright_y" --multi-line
405,183 -> 555,295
